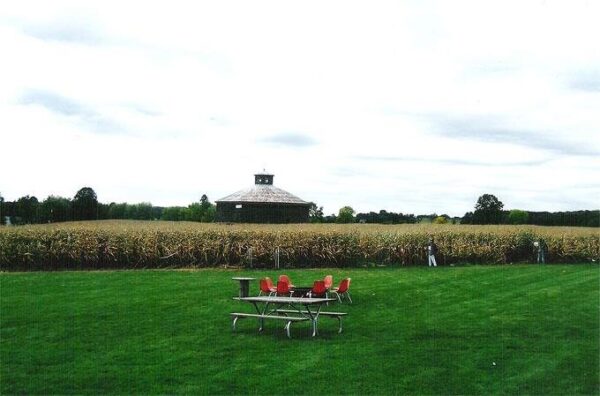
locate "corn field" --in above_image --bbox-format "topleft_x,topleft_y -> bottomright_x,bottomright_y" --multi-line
0,221 -> 598,270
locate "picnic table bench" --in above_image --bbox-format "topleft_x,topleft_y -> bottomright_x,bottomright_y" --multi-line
274,310 -> 348,333
231,296 -> 345,338
230,313 -> 310,338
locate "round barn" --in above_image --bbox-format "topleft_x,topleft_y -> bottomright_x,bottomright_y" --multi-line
216,173 -> 310,223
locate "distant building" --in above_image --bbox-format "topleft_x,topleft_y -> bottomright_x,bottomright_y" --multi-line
216,172 -> 310,223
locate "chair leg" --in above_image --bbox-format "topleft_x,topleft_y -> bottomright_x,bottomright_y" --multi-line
332,291 -> 342,303
346,292 -> 352,304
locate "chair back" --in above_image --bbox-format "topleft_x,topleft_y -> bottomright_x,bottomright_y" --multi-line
276,279 -> 291,295
311,280 -> 328,296
323,275 -> 333,289
338,278 -> 351,293
259,278 -> 272,294
265,277 -> 275,289
278,274 -> 292,284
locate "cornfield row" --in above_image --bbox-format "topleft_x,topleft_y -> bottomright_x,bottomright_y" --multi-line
0,221 -> 598,271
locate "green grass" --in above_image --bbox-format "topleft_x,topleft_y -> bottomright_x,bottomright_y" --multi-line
1,265 -> 598,395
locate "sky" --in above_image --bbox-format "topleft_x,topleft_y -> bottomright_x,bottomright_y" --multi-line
1,0 -> 599,217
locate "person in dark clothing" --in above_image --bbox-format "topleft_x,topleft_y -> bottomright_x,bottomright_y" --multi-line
427,237 -> 438,267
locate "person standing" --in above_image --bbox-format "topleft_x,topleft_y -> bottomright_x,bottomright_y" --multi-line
534,239 -> 547,264
427,237 -> 438,267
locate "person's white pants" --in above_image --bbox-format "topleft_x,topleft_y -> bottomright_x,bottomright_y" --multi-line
428,254 -> 437,267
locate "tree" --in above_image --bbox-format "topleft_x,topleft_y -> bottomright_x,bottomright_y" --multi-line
337,206 -> 355,223
108,202 -> 128,219
39,195 -> 71,223
473,194 -> 504,224
161,206 -> 187,221
182,195 -> 215,222
433,216 -> 448,224
200,194 -> 211,210
508,209 -> 529,225
323,213 -> 337,223
15,195 -> 39,224
187,202 -> 204,222
461,211 -> 474,224
73,187 -> 98,221
0,192 -> 4,225
309,202 -> 324,223
126,202 -> 154,220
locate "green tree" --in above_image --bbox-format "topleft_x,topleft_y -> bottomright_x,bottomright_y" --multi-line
309,202 -> 324,223
161,206 -> 187,221
127,202 -> 154,220
187,202 -> 204,221
473,194 -> 504,224
15,195 -> 39,224
202,205 -> 216,222
337,206 -> 355,223
508,209 -> 529,225
433,216 -> 448,224
461,211 -> 474,224
39,195 -> 71,223
73,187 -> 98,221
183,195 -> 215,222
97,203 -> 110,220
200,194 -> 211,210
108,202 -> 128,219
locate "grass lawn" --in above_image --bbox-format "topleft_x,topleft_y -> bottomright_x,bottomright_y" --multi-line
1,265 -> 598,395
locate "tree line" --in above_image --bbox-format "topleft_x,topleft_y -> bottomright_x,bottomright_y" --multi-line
310,194 -> 598,227
1,190 -> 597,227
460,194 -> 599,227
0,188 -> 215,225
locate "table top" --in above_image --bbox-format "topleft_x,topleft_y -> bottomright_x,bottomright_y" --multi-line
235,296 -> 336,304
231,277 -> 256,281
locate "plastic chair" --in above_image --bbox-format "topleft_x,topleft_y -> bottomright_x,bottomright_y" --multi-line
307,280 -> 328,298
276,279 -> 293,297
323,275 -> 333,290
278,274 -> 295,288
259,277 -> 276,296
331,278 -> 352,303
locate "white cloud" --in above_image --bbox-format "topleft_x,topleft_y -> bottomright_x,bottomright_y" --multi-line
1,0 -> 599,216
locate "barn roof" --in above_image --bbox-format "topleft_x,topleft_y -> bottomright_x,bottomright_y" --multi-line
216,184 -> 309,205
216,173 -> 309,205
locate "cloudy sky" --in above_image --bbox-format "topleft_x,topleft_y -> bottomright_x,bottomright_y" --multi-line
1,1 -> 598,216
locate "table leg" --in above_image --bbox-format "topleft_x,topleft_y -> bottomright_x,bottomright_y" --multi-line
250,302 -> 265,332
240,280 -> 250,297
305,304 -> 324,337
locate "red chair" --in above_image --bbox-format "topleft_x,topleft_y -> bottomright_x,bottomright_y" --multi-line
331,278 -> 352,303
259,277 -> 276,296
323,275 -> 333,290
278,274 -> 295,288
276,279 -> 293,297
307,280 -> 328,298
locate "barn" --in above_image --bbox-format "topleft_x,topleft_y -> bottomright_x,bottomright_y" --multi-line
216,172 -> 310,223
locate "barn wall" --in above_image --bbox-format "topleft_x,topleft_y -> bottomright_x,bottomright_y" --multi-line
216,202 -> 309,223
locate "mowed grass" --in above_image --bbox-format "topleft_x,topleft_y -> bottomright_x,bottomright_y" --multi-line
1,265 -> 598,395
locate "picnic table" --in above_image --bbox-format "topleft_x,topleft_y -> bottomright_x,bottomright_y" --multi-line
231,296 -> 347,338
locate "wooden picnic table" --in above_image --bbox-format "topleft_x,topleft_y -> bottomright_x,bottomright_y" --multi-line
231,296 -> 346,338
